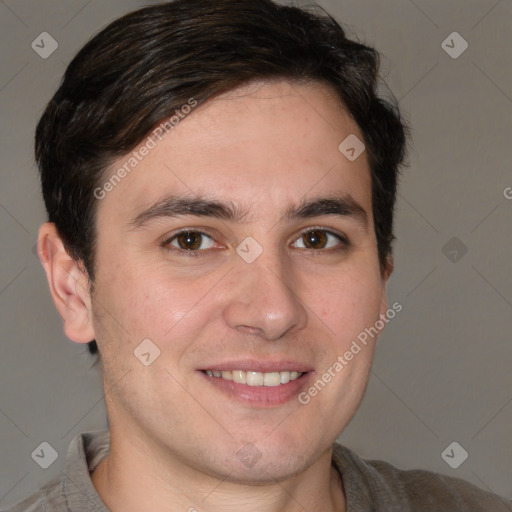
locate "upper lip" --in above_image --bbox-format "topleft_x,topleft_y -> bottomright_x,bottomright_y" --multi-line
199,360 -> 312,373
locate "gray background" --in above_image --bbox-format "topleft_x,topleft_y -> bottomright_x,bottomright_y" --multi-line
0,0 -> 511,507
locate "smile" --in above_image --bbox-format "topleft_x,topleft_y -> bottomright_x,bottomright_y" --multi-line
203,370 -> 304,387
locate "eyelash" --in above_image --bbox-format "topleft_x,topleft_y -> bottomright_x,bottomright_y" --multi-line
162,227 -> 349,258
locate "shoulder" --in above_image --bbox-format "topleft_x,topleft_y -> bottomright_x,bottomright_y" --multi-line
0,476 -> 67,512
332,442 -> 512,511
1,430 -> 110,512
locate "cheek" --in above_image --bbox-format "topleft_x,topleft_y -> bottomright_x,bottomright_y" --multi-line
94,259 -> 221,350
312,265 -> 383,343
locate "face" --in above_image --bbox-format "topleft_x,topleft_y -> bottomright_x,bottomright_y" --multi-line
87,80 -> 390,483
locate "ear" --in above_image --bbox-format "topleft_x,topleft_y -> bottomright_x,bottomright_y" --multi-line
378,254 -> 394,322
37,222 -> 95,344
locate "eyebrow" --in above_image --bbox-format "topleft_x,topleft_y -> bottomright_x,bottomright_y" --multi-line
129,192 -> 369,231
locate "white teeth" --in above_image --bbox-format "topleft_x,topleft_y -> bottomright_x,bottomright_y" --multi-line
247,371 -> 264,386
205,369 -> 304,387
264,372 -> 281,386
279,371 -> 291,384
232,370 -> 246,384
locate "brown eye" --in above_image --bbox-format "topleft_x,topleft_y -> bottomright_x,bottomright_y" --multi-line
291,229 -> 347,251
176,231 -> 201,250
303,230 -> 327,249
168,231 -> 215,252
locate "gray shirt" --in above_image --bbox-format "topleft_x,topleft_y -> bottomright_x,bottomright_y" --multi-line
2,430 -> 511,511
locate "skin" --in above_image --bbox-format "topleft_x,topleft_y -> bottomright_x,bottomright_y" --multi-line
38,79 -> 393,512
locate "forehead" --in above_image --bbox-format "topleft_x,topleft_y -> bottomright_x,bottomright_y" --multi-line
95,79 -> 372,227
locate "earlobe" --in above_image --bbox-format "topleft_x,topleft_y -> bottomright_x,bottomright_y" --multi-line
383,254 -> 394,282
378,254 -> 394,329
37,222 -> 95,344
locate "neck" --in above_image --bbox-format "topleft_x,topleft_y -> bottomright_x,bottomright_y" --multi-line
91,428 -> 346,512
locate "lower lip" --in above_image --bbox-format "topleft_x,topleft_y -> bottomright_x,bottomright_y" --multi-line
199,371 -> 312,407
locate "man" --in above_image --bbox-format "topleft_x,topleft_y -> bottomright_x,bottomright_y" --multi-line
4,0 -> 511,510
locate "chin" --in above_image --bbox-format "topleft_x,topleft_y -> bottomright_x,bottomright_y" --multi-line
210,435 -> 324,485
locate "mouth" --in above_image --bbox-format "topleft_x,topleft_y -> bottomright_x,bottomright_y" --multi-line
199,364 -> 312,407
202,369 -> 304,387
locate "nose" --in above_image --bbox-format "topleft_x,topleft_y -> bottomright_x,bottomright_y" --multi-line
222,247 -> 308,341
